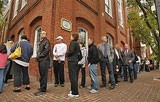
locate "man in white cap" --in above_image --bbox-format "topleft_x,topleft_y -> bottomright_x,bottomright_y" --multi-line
53,36 -> 67,87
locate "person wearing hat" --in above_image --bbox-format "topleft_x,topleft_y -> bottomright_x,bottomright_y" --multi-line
53,36 -> 67,87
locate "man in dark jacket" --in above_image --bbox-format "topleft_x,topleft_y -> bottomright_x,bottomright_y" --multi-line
113,44 -> 123,85
88,38 -> 99,94
34,31 -> 51,96
122,44 -> 135,83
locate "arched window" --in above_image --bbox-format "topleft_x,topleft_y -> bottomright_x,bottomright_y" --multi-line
33,26 -> 41,57
106,34 -> 113,47
18,29 -> 25,41
78,27 -> 88,52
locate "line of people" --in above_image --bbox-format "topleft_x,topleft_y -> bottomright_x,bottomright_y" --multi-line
0,31 -> 140,98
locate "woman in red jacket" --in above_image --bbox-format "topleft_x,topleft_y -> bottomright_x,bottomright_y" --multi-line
0,43 -> 8,93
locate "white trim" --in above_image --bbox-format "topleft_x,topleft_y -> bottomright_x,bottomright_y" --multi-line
18,29 -> 25,41
78,27 -> 88,56
105,0 -> 113,17
13,0 -> 19,19
117,0 -> 124,26
20,0 -> 27,10
32,26 -> 41,58
107,35 -> 113,47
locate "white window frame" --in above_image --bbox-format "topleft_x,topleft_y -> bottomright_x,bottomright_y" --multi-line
117,0 -> 124,26
13,0 -> 19,18
78,27 -> 88,56
107,35 -> 113,47
18,29 -> 25,41
33,26 -> 42,58
105,0 -> 112,17
20,0 -> 27,10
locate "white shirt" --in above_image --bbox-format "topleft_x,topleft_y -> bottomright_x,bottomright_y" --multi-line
13,60 -> 29,67
53,43 -> 67,61
78,47 -> 87,65
136,56 -> 141,63
115,49 -> 119,59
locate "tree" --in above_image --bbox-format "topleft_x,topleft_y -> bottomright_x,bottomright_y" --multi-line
127,0 -> 160,61
0,0 -> 5,30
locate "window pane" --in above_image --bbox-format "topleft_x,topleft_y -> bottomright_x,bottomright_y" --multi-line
33,27 -> 41,57
13,0 -> 19,18
21,0 -> 27,9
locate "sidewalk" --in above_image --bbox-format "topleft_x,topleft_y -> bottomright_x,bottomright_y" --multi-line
0,70 -> 160,102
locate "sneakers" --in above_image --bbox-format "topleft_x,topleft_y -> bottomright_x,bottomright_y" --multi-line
34,90 -> 46,96
90,89 -> 98,94
60,84 -> 65,87
68,91 -> 79,98
68,94 -> 79,98
25,87 -> 31,90
13,89 -> 21,92
54,84 -> 58,87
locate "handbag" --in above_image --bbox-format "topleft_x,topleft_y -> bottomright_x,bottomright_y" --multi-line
8,43 -> 22,60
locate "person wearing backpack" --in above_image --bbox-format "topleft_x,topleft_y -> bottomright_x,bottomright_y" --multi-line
88,38 -> 99,94
0,43 -> 8,93
67,33 -> 81,98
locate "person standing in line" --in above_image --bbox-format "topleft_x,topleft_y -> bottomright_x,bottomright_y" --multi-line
78,43 -> 87,88
0,43 -> 8,93
133,52 -> 138,80
67,33 -> 81,98
122,44 -> 135,83
53,36 -> 67,87
34,31 -> 51,96
11,35 -> 33,92
4,38 -> 14,86
113,44 -> 123,85
88,38 -> 99,93
97,36 -> 115,90
136,55 -> 141,74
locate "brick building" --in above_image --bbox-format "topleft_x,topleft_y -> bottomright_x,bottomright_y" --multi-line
1,0 -> 129,79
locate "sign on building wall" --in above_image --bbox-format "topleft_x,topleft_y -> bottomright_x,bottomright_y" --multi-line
61,18 -> 72,32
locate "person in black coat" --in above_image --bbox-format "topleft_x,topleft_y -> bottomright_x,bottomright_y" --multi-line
87,38 -> 99,93
113,44 -> 123,85
34,31 -> 51,96
67,33 -> 81,98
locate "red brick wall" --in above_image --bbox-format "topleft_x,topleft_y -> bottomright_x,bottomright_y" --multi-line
6,0 -> 129,81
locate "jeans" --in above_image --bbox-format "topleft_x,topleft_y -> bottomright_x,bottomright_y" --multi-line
88,64 -> 99,90
0,69 -> 4,92
13,62 -> 30,87
123,63 -> 134,81
100,58 -> 115,86
38,60 -> 49,92
68,62 -> 79,95
133,63 -> 138,79
4,60 -> 11,82
78,65 -> 86,87
53,61 -> 65,84
120,66 -> 124,78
